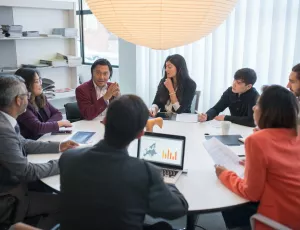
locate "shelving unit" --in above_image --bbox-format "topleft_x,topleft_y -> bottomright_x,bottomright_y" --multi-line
0,0 -> 79,111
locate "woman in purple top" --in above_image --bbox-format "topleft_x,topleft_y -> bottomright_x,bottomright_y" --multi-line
16,68 -> 72,140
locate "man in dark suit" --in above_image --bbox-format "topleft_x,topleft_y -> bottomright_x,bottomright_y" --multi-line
76,59 -> 121,120
0,75 -> 78,229
59,95 -> 189,230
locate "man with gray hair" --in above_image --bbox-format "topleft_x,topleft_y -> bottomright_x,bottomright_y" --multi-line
0,75 -> 78,229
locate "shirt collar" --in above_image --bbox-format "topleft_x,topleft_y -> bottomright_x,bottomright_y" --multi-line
0,111 -> 17,128
93,81 -> 108,90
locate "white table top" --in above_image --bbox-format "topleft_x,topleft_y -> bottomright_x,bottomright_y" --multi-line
28,119 -> 253,212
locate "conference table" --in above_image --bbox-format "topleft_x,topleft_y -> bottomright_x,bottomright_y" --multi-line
28,118 -> 253,229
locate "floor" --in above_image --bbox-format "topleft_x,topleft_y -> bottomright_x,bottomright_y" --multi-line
145,212 -> 228,230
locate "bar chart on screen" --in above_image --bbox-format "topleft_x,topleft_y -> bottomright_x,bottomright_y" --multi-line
162,149 -> 177,161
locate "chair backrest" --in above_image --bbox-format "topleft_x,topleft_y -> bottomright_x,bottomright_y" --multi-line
190,91 -> 201,113
64,102 -> 82,123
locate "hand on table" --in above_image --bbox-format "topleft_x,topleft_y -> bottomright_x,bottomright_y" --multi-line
198,113 -> 207,122
57,120 -> 72,127
60,140 -> 79,152
214,164 -> 227,178
214,115 -> 225,121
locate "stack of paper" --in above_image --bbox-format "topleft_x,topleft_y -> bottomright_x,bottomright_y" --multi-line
203,137 -> 245,177
175,113 -> 198,123
56,53 -> 82,67
52,28 -> 77,37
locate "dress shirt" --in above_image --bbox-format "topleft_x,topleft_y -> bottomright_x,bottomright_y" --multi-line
93,81 -> 108,117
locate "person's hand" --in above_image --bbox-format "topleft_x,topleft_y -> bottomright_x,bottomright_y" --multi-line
57,120 -> 72,127
164,78 -> 174,93
214,165 -> 227,178
214,115 -> 225,121
239,159 -> 246,166
198,113 -> 207,122
149,108 -> 157,117
253,127 -> 260,132
103,83 -> 118,101
112,83 -> 120,97
59,140 -> 79,152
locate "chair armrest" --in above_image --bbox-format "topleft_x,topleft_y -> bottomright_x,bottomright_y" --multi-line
250,214 -> 292,230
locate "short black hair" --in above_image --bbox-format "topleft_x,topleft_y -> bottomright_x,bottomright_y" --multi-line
104,95 -> 149,149
91,58 -> 113,79
257,85 -> 299,132
234,68 -> 257,85
292,63 -> 300,80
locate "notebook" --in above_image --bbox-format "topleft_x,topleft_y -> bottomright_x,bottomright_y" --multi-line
205,135 -> 243,146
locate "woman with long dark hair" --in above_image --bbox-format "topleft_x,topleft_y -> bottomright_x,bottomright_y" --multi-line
149,54 -> 196,117
16,68 -> 71,140
215,85 -> 300,229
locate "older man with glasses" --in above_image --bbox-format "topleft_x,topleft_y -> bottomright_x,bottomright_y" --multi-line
0,75 -> 78,229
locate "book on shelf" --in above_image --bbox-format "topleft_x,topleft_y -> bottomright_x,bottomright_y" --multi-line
2,25 -> 23,38
22,31 -> 39,37
21,64 -> 49,69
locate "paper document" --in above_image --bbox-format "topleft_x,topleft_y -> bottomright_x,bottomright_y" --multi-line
203,137 -> 244,178
176,113 -> 198,123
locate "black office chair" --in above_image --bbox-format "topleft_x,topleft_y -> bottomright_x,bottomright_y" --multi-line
64,102 -> 82,123
191,91 -> 201,113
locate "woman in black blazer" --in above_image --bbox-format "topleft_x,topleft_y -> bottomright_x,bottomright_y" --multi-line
149,54 -> 197,117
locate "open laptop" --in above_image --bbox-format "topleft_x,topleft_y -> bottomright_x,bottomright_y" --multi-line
137,132 -> 186,184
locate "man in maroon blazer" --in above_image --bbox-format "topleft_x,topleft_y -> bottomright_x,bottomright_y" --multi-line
76,59 -> 120,120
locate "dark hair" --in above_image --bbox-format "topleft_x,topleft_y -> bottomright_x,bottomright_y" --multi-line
292,63 -> 300,80
104,95 -> 149,149
15,68 -> 46,110
157,54 -> 190,105
257,85 -> 299,132
0,75 -> 26,109
91,58 -> 113,79
234,68 -> 257,86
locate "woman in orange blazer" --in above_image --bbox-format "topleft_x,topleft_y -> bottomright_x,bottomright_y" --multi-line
215,85 -> 300,229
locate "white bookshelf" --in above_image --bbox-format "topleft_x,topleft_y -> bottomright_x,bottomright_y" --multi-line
0,0 -> 79,111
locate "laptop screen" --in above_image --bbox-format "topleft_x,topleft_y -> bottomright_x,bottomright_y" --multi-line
137,132 -> 185,169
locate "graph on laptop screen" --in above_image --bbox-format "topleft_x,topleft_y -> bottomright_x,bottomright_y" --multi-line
139,135 -> 184,166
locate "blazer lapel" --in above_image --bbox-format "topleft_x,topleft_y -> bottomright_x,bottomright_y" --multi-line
88,80 -> 97,103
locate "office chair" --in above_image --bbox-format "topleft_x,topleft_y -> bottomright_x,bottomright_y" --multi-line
64,102 -> 82,123
250,214 -> 291,230
191,91 -> 201,113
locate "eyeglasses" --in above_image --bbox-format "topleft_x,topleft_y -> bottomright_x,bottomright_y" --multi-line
18,92 -> 30,98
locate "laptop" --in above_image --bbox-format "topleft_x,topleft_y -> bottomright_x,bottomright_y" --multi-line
137,132 -> 186,184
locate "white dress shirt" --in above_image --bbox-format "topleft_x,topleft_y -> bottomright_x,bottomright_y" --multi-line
0,111 -> 17,128
93,81 -> 109,118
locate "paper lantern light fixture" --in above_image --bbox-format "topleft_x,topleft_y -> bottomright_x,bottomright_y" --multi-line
86,0 -> 237,50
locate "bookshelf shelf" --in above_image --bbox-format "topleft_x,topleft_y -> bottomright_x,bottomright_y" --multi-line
0,36 -> 77,41
48,90 -> 76,101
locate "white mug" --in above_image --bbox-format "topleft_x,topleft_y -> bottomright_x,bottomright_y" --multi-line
221,121 -> 231,135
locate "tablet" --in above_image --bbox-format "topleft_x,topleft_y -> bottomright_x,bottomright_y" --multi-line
69,131 -> 96,144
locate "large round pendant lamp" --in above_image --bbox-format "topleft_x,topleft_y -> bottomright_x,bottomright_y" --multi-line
86,0 -> 237,50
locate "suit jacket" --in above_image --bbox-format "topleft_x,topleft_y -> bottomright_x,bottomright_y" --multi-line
0,112 -> 60,195
76,80 -> 115,120
152,77 -> 196,113
59,140 -> 188,230
17,98 -> 62,140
